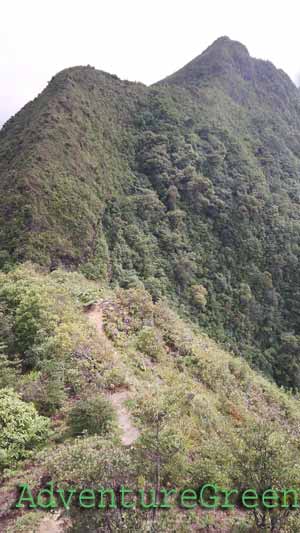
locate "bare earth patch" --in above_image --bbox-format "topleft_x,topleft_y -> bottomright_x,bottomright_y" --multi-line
108,390 -> 140,445
38,512 -> 67,533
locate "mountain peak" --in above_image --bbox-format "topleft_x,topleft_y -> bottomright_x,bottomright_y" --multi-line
158,36 -> 298,111
158,36 -> 252,87
206,35 -> 250,55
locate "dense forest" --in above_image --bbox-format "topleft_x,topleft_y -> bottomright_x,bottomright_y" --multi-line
2,37 -> 300,387
2,38 -> 300,531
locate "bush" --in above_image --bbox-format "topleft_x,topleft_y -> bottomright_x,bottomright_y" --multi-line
0,388 -> 49,470
21,360 -> 67,416
102,366 -> 129,389
45,437 -> 136,532
0,347 -> 20,389
191,284 -> 208,308
67,395 -> 116,437
136,326 -> 166,361
233,420 -> 300,531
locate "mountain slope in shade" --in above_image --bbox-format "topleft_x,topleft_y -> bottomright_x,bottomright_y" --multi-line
2,38 -> 300,387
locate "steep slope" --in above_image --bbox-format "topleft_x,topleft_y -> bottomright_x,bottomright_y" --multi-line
2,39 -> 300,387
2,266 -> 300,532
104,43 -> 300,387
0,67 -> 146,267
85,302 -> 140,445
160,36 -> 300,117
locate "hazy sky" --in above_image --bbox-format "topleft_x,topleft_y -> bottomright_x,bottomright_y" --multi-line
1,0 -> 300,127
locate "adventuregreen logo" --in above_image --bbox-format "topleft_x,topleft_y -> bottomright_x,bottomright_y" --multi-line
15,483 -> 300,511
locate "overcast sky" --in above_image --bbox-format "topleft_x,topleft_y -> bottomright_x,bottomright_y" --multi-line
1,0 -> 300,127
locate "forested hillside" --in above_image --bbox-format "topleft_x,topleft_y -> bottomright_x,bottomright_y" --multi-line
2,38 -> 300,387
2,37 -> 300,532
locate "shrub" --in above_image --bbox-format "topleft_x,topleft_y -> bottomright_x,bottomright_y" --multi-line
103,366 -> 129,389
22,360 -> 67,416
136,326 -> 166,361
233,420 -> 300,531
0,388 -> 49,469
45,437 -> 137,532
0,344 -> 20,388
192,284 -> 208,308
67,395 -> 116,437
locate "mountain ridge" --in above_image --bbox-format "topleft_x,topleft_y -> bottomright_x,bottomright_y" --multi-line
1,38 -> 300,388
3,37 -> 300,532
158,36 -> 300,118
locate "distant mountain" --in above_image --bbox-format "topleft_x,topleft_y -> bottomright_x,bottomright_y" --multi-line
2,37 -> 300,387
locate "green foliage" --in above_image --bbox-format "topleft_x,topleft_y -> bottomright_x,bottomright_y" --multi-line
191,284 -> 208,308
46,435 -> 133,487
136,326 -> 166,361
0,265 -> 113,408
0,388 -> 49,469
2,276 -> 300,530
22,360 -> 67,416
4,39 -> 300,531
0,342 -> 20,388
103,288 -> 154,340
134,385 -> 191,486
102,366 -> 129,389
2,43 -> 300,388
46,436 -> 141,532
233,420 -> 300,531
67,395 -> 116,437
0,267 -> 59,368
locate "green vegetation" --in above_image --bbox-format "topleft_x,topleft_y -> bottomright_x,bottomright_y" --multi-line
0,266 -> 300,530
2,38 -> 300,388
67,395 -> 116,437
233,420 -> 300,531
2,38 -> 300,531
0,388 -> 49,470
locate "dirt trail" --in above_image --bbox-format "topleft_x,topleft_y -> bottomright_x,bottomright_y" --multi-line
108,391 -> 140,445
38,513 -> 66,533
85,302 -> 139,446
86,302 -> 104,335
35,303 -> 139,532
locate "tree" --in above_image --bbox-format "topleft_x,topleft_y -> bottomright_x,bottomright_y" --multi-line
233,419 -> 300,532
134,384 -> 190,527
0,388 -> 49,470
